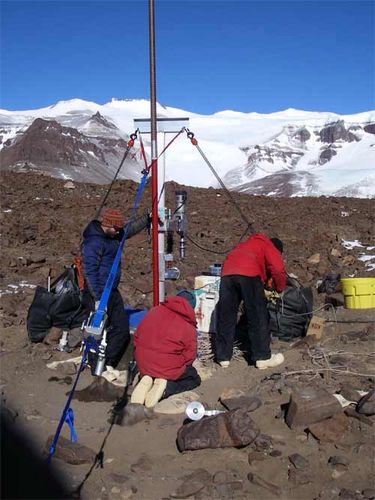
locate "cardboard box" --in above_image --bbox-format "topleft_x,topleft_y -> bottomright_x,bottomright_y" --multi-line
306,315 -> 325,340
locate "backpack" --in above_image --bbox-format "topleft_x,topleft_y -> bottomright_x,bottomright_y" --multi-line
268,283 -> 313,342
27,265 -> 87,343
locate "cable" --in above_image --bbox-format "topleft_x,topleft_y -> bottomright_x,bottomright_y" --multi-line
185,128 -> 254,233
95,130 -> 139,219
186,223 -> 251,255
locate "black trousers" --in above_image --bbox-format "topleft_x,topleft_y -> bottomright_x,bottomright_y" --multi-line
215,275 -> 271,363
82,289 -> 130,368
164,365 -> 201,399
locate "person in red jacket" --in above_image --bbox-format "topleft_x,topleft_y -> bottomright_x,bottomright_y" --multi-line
131,291 -> 201,408
216,234 -> 287,370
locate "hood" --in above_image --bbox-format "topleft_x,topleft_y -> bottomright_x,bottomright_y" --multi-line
162,297 -> 197,326
247,233 -> 272,245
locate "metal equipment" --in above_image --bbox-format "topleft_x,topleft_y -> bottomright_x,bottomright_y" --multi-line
186,401 -> 225,421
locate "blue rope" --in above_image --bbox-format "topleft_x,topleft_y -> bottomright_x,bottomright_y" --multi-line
47,336 -> 97,461
91,170 -> 149,329
65,408 -> 78,443
48,169 -> 150,461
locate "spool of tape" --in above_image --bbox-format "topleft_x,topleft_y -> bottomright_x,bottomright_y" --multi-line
186,401 -> 206,421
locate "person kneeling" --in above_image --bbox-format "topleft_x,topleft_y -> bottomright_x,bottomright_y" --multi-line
131,291 -> 201,408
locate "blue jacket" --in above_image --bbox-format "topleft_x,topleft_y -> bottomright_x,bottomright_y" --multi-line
81,215 -> 148,300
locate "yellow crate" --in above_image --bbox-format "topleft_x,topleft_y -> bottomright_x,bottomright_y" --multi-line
341,277 -> 375,309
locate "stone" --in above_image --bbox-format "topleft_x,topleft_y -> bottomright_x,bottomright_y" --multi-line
116,404 -> 154,426
288,468 -> 312,486
177,407 -> 259,451
317,486 -> 341,499
308,413 -> 349,443
56,362 -> 77,376
43,327 -> 62,345
219,388 -> 246,400
339,384 -> 362,402
344,407 -> 374,427
64,181 -> 75,189
248,451 -> 268,465
171,469 -> 212,499
357,388 -> 375,416
72,377 -> 124,402
247,472 -> 281,495
46,435 -> 96,465
286,386 -> 342,429
220,395 -> 262,412
342,255 -> 356,266
153,391 -> 200,414
331,248 -> 341,257
270,449 -> 282,457
288,453 -> 309,469
130,454 -> 153,473
362,489 -> 375,499
307,253 -> 320,264
328,455 -> 349,467
252,433 -> 273,453
214,481 -> 243,497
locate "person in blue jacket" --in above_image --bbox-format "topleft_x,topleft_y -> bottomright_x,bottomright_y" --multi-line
81,207 -> 149,370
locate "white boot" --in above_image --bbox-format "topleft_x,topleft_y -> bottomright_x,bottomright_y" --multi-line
256,353 -> 285,370
219,361 -> 230,368
145,378 -> 167,408
130,375 -> 153,404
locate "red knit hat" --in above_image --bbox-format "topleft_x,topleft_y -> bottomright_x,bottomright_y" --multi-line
101,208 -> 125,228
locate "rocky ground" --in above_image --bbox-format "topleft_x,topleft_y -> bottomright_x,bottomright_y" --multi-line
1,171 -> 375,500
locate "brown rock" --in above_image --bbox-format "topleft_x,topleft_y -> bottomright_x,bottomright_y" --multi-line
177,407 -> 259,451
286,386 -> 342,429
220,395 -> 262,412
72,377 -> 123,402
307,253 -> 320,264
46,435 -> 96,465
308,413 -> 349,443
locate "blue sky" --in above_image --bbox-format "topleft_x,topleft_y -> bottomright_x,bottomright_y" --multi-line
1,0 -> 374,114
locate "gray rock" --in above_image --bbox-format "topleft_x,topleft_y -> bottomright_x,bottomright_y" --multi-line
362,489 -> 375,499
171,470 -> 213,499
288,469 -> 312,485
289,453 -> 309,469
357,389 -> 375,416
339,384 -> 362,402
328,455 -> 350,467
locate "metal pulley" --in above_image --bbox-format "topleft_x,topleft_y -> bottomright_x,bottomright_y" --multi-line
185,401 -> 225,421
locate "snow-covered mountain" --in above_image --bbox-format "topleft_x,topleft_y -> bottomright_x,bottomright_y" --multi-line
0,98 -> 374,197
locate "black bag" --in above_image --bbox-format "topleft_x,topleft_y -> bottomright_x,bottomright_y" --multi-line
268,284 -> 313,342
27,267 -> 86,342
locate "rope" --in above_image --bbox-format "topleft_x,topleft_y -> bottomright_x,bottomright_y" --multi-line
184,128 -> 254,233
47,337 -> 97,461
92,168 -> 150,327
186,222 -> 251,255
95,130 -> 139,219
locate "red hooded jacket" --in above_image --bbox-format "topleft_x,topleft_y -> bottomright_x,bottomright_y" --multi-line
222,233 -> 286,292
133,297 -> 197,380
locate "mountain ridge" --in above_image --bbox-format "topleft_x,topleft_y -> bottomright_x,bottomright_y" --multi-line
0,98 -> 374,197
